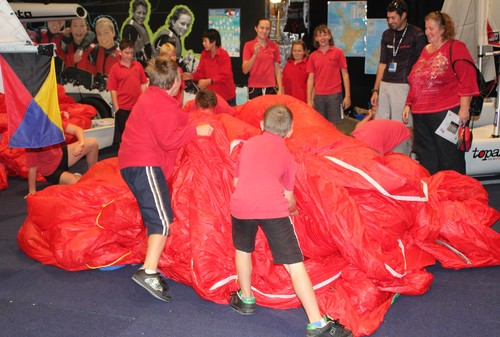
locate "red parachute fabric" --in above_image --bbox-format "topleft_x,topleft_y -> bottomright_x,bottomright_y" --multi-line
18,95 -> 500,336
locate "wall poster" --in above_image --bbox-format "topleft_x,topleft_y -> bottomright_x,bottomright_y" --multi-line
208,8 -> 241,57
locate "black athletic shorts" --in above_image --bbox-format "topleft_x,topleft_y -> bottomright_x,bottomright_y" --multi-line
121,166 -> 173,236
44,145 -> 68,185
231,216 -> 303,264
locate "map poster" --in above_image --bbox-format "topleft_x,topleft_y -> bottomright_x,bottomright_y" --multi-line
365,19 -> 388,74
327,1 -> 367,57
208,8 -> 241,57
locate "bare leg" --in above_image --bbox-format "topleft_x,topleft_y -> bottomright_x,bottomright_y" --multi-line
142,234 -> 167,271
58,171 -> 82,185
235,249 -> 253,298
285,262 -> 323,323
67,138 -> 99,168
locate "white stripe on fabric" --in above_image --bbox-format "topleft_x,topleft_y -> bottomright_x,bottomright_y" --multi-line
384,239 -> 407,278
208,275 -> 238,291
324,156 -> 429,202
146,166 -> 169,236
289,216 -> 304,259
251,271 -> 343,299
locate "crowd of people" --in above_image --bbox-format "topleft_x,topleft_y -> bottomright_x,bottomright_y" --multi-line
23,1 -> 481,336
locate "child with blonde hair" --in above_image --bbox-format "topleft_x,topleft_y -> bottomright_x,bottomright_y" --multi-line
159,43 -> 185,104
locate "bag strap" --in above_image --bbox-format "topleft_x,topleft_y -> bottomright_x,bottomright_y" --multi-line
449,40 -> 478,129
449,39 -> 476,74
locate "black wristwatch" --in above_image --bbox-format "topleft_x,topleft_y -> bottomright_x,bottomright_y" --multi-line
371,89 -> 379,94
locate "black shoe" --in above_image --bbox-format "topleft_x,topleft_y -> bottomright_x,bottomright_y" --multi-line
132,269 -> 171,302
306,316 -> 353,337
229,290 -> 256,315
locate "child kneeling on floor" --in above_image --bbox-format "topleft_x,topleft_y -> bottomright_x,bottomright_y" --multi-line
229,104 -> 352,337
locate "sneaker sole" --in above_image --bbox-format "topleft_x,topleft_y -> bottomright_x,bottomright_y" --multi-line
132,274 -> 172,302
229,301 -> 255,315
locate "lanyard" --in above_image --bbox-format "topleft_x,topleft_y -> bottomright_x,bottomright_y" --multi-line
392,24 -> 408,58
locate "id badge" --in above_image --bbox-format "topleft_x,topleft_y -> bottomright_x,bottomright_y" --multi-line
388,62 -> 397,73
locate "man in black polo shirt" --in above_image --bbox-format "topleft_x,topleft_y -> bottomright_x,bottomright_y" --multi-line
370,0 -> 427,126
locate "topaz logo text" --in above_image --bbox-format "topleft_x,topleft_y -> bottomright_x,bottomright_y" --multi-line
15,10 -> 33,19
471,147 -> 500,161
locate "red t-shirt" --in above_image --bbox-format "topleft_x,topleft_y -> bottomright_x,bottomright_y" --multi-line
107,60 -> 147,110
192,47 -> 236,101
282,58 -> 308,102
118,86 -> 196,179
230,132 -> 296,219
243,38 -> 280,88
307,46 -> 347,95
25,120 -> 69,176
406,39 -> 479,113
351,119 -> 410,155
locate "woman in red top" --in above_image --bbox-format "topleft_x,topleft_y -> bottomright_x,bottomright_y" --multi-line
282,40 -> 308,103
182,29 -> 237,106
402,12 -> 479,174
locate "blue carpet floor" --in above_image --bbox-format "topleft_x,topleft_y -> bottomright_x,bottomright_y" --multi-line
0,147 -> 498,337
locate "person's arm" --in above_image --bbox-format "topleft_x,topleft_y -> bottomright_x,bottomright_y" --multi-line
27,166 -> 37,195
284,189 -> 298,216
402,105 -> 411,125
274,62 -> 283,94
370,63 -> 386,108
306,72 -> 315,107
341,67 -> 351,110
110,89 -> 118,115
233,177 -> 238,188
65,123 -> 85,157
458,96 -> 472,124
354,109 -> 374,130
242,43 -> 261,74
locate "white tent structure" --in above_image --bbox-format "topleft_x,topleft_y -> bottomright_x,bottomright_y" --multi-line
0,0 -> 87,53
443,0 -> 499,82
443,0 -> 500,176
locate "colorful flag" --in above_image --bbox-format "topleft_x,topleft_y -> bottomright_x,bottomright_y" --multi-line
0,53 -> 64,148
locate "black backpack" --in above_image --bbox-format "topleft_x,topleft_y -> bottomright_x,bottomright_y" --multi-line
449,40 -> 488,116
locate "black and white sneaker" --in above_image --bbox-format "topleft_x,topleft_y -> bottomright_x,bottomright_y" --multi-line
229,290 -> 256,315
132,269 -> 171,302
306,316 -> 353,337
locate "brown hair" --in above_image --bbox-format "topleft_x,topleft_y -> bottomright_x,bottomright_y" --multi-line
426,11 -> 455,40
312,24 -> 334,48
195,89 -> 217,109
146,57 -> 179,90
287,40 -> 308,61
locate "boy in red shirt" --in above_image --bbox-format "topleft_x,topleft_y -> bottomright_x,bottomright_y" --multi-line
107,39 -> 148,148
119,57 -> 213,301
229,104 -> 352,337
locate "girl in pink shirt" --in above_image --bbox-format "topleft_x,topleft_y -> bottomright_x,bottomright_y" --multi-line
282,40 -> 308,103
307,25 -> 351,125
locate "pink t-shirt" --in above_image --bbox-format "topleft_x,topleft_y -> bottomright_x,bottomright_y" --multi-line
307,46 -> 347,95
230,132 -> 296,219
351,119 -> 410,155
243,38 -> 280,88
283,58 -> 308,102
